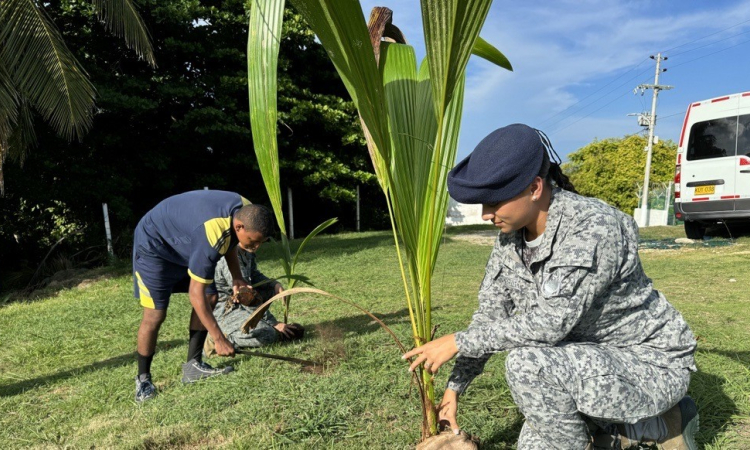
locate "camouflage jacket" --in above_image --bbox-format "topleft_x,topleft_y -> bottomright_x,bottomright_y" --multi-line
214,248 -> 279,326
447,189 -> 697,394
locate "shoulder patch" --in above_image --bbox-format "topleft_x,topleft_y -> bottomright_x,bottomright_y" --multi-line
543,278 -> 561,296
204,217 -> 233,255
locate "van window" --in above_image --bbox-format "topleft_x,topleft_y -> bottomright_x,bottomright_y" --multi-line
687,116 -> 737,161
738,114 -> 750,157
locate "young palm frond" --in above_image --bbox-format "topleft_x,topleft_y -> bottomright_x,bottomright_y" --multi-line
247,0 -> 337,323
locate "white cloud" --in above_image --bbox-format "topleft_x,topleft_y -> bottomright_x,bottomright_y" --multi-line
357,1 -> 750,159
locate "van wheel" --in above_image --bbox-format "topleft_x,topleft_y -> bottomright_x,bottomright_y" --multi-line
684,220 -> 706,240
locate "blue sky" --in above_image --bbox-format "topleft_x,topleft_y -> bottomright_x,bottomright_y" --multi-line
358,0 -> 750,161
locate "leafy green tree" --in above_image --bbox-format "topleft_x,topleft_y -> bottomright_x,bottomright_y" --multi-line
0,0 -> 155,195
562,134 -> 677,215
0,0 -> 379,290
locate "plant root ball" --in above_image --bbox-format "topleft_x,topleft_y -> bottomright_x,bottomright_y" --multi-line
416,430 -> 478,450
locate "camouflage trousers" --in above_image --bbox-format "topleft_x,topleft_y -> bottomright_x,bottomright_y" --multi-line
505,343 -> 691,450
204,301 -> 280,357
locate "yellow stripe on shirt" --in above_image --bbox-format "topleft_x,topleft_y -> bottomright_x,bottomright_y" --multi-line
204,216 -> 232,255
188,269 -> 213,284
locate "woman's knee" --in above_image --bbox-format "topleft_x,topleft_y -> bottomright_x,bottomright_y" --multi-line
505,347 -> 571,393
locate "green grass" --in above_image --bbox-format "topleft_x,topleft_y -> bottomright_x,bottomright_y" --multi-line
1,225 -> 749,448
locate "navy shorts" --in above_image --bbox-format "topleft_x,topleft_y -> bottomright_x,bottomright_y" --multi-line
133,250 -> 217,310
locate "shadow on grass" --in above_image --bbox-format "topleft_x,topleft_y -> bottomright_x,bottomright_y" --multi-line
467,359 -> 738,449
258,232 -> 395,264
689,368 -> 738,447
308,307 -> 446,345
706,222 -> 750,240
481,414 -> 524,449
1,263 -> 132,308
0,339 -> 183,397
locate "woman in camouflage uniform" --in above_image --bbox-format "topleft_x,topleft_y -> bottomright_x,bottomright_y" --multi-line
403,124 -> 698,450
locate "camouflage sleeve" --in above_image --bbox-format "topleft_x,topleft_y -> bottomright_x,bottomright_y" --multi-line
446,354 -> 492,394
455,213 -> 620,359
213,256 -> 234,301
447,237 -> 510,394
445,298 -> 505,393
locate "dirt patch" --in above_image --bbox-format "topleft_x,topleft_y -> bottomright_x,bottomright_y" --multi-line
301,324 -> 347,375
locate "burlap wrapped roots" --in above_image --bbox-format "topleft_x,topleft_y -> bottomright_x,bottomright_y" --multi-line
416,430 -> 478,450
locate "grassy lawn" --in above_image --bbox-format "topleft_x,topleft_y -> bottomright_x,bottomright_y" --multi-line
1,225 -> 749,449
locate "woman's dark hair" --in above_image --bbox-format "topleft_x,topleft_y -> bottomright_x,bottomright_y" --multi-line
536,129 -> 577,193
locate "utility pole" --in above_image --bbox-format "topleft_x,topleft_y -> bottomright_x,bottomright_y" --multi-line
634,53 -> 672,227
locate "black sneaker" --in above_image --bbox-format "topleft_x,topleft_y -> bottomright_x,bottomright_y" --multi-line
181,358 -> 234,383
135,373 -> 156,403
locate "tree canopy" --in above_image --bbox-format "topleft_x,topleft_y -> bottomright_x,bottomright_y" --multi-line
562,134 -> 677,215
0,0 -> 155,195
0,0 -> 383,291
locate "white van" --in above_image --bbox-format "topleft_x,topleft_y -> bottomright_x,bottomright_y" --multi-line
673,91 -> 750,238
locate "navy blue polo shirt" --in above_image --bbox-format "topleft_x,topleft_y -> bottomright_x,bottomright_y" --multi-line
134,190 -> 251,284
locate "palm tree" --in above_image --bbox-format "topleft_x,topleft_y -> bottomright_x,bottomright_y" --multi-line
0,0 -> 156,195
247,0 -> 511,439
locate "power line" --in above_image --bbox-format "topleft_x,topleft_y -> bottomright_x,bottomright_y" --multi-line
660,18 -> 750,54
668,28 -> 750,58
538,58 -> 650,127
543,67 -> 653,131
549,35 -> 750,137
658,111 -> 686,121
541,18 -> 750,146
547,88 -> 634,136
669,36 -> 750,70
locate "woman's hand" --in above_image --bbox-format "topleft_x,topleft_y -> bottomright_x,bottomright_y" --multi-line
274,322 -> 295,339
401,333 -> 458,374
437,389 -> 460,435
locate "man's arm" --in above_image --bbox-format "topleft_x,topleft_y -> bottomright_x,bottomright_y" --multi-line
189,279 -> 235,356
224,247 -> 249,294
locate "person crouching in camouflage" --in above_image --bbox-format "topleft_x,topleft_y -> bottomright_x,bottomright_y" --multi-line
204,241 -> 304,356
403,124 -> 698,450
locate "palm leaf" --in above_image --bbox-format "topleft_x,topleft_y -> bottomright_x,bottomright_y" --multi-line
0,98 -> 36,196
247,0 -> 287,231
7,97 -> 37,164
420,0 -> 492,117
92,0 -> 157,67
245,1 -> 511,439
291,217 -> 338,273
0,0 -> 96,141
0,64 -> 18,153
289,0 -> 392,171
472,36 -> 512,70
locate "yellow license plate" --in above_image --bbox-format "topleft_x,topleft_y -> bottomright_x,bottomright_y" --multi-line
695,185 -> 715,195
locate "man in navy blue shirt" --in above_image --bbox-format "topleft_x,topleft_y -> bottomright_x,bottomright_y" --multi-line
132,190 -> 273,402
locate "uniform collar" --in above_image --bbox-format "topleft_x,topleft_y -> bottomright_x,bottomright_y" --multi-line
512,188 -> 565,267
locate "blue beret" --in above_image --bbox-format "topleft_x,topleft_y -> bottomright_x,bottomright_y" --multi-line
447,123 -> 544,204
